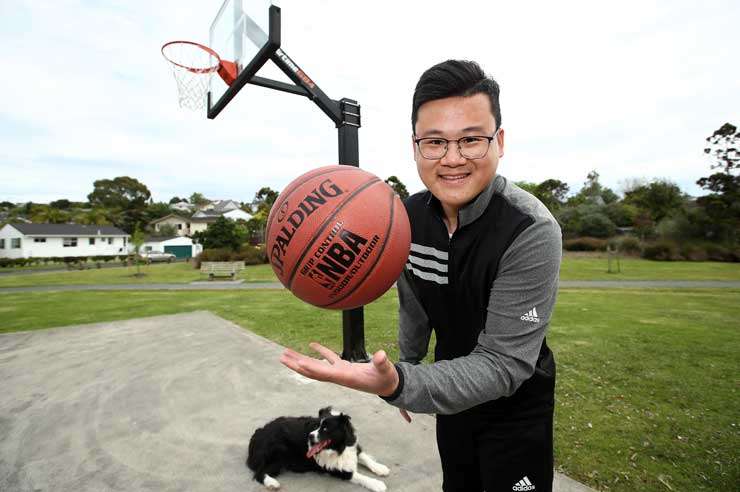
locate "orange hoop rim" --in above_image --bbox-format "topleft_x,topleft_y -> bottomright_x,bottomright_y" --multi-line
161,40 -> 221,74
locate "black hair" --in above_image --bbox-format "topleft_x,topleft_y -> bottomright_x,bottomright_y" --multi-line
411,59 -> 501,133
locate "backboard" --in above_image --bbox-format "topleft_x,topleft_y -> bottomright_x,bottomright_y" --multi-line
208,0 -> 280,118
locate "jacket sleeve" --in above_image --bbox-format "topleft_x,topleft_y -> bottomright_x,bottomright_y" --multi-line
382,217 -> 562,414
396,268 -> 433,364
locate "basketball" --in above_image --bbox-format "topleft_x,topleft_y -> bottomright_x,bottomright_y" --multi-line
265,165 -> 411,310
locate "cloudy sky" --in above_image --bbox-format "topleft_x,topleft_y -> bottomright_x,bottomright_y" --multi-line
1,0 -> 737,205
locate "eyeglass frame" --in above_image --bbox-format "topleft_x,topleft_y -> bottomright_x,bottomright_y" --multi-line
413,127 -> 502,160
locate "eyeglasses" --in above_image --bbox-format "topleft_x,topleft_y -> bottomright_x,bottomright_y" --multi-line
414,128 -> 501,160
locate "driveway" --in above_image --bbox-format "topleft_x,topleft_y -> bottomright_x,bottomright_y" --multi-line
0,312 -> 594,492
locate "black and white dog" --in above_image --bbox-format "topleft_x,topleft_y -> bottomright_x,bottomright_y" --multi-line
246,406 -> 389,491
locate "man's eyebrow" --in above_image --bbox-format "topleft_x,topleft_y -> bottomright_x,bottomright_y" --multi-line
417,126 -> 490,137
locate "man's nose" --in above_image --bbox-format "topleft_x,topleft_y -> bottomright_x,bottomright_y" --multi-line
441,142 -> 467,166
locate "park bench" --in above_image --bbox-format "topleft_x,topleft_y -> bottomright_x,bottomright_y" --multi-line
200,261 -> 243,280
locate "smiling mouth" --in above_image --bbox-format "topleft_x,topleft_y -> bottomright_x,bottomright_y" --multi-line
439,174 -> 469,182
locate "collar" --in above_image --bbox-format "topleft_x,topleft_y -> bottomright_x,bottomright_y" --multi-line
425,174 -> 506,229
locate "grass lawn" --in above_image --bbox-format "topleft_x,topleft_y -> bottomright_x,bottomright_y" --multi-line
1,288 -> 737,491
0,257 -> 739,288
0,262 -> 278,287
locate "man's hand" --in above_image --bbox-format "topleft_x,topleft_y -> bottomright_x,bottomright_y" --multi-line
280,342 -> 399,397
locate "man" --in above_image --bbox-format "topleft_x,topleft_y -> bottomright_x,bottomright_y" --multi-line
281,59 -> 562,492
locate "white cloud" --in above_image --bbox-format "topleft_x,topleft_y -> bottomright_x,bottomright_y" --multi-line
1,0 -> 738,204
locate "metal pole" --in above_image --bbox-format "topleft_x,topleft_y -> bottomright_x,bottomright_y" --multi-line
337,98 -> 368,362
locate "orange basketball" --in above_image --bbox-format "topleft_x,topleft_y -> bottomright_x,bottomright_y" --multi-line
265,165 -> 411,310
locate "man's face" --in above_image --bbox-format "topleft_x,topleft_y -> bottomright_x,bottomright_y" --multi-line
413,93 -> 504,215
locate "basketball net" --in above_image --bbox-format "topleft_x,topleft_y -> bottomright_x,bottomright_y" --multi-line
161,41 -> 224,111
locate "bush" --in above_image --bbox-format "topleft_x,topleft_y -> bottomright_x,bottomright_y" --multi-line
610,235 -> 642,255
238,244 -> 267,265
580,213 -> 617,238
704,243 -> 736,262
679,243 -> 709,261
563,237 -> 608,251
641,240 -> 681,261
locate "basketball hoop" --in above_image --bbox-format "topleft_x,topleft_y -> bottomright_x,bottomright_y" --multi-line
161,40 -> 238,111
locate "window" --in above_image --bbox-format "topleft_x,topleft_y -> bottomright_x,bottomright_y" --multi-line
124,237 -> 127,246
34,237 -> 46,243
89,238 -> 95,245
0,239 -> 5,249
11,238 -> 21,248
63,237 -> 77,247
177,224 -> 182,230
145,246 -> 153,252
108,238 -> 113,245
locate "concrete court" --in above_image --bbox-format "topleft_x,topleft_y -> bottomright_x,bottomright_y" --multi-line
0,311 -> 594,492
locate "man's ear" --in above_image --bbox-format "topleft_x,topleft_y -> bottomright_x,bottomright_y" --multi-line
497,127 -> 505,158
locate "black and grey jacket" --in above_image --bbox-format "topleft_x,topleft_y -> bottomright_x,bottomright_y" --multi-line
382,174 -> 562,418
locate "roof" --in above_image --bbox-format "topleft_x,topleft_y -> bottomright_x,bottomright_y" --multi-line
9,223 -> 128,236
149,214 -> 190,224
191,210 -> 222,218
143,235 -> 179,243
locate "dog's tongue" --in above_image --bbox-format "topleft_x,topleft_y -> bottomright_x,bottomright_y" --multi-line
306,439 -> 332,458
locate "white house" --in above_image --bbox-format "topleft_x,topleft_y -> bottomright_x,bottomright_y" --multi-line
170,201 -> 194,213
0,223 -> 129,259
134,235 -> 202,259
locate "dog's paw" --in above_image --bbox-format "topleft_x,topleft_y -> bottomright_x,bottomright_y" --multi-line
369,463 -> 390,477
368,478 -> 387,492
263,475 -> 281,489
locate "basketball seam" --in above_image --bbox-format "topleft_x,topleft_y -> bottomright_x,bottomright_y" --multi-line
320,184 -> 397,308
286,177 -> 381,289
265,166 -> 361,240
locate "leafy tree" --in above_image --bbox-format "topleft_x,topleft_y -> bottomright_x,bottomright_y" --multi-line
73,208 -> 110,225
169,196 -> 187,204
50,199 -> 72,210
87,177 -> 151,234
623,179 -> 686,223
30,205 -> 70,224
144,202 -> 173,224
579,212 -> 616,238
604,201 -> 638,228
696,122 -> 739,243
385,176 -> 410,200
514,181 -> 538,194
0,201 -> 15,210
198,216 -> 245,251
252,187 -> 279,215
131,225 -> 146,276
568,170 -> 618,206
189,192 -> 210,207
534,179 -> 569,212
88,177 -> 151,210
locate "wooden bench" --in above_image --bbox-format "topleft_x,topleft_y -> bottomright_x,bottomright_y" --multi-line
200,261 -> 243,280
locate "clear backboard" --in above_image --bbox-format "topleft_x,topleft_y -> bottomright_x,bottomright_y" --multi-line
207,0 -> 279,118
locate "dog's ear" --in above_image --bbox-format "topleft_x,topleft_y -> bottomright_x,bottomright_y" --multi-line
318,406 -> 333,419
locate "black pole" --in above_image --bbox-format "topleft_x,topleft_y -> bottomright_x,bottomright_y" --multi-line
337,98 -> 368,362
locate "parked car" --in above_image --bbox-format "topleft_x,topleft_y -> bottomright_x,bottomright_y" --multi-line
139,251 -> 176,263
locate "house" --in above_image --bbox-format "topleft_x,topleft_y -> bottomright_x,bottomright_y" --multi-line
170,201 -> 194,213
134,235 -> 202,259
0,223 -> 129,259
150,214 -> 192,236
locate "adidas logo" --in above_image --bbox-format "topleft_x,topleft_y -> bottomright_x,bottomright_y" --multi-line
520,307 -> 540,323
512,476 -> 536,491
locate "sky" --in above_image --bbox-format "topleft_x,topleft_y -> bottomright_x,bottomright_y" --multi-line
1,0 -> 738,205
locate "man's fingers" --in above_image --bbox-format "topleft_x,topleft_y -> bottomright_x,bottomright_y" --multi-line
309,342 -> 341,364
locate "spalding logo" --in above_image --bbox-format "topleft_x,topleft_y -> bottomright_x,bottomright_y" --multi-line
269,179 -> 344,277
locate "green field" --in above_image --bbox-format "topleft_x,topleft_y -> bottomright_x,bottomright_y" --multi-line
0,287 -> 737,492
0,256 -> 739,289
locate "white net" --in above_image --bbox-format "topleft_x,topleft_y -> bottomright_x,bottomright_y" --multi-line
162,42 -> 220,111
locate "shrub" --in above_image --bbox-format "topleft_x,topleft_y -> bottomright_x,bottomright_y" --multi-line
704,243 -> 734,262
579,213 -> 617,238
563,237 -> 608,251
679,243 -> 709,261
641,240 -> 681,261
611,235 -> 642,255
238,244 -> 267,265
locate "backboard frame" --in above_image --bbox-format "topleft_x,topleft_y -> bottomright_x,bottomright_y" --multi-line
207,4 -> 281,119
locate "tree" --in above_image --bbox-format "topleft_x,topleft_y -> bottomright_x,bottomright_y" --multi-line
696,122 -> 739,243
623,180 -> 686,223
189,192 -> 210,207
30,205 -> 70,224
50,199 -> 72,210
144,202 -> 173,224
252,187 -> 279,215
88,177 -> 151,210
0,201 -> 15,210
199,216 -> 245,251
130,225 -> 146,277
169,196 -> 186,204
385,176 -> 410,200
568,170 -> 618,206
73,208 -> 110,226
534,179 -> 569,212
